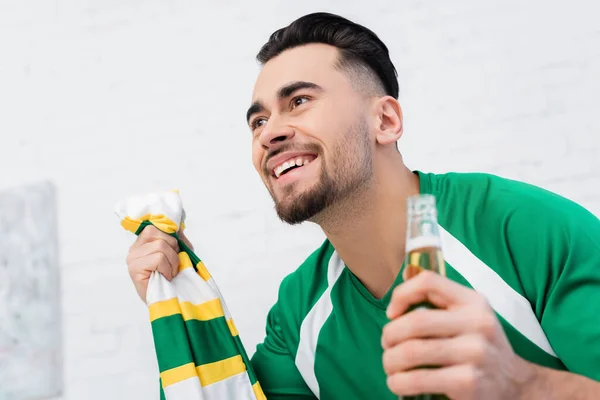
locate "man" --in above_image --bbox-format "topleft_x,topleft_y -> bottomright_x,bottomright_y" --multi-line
126,12 -> 600,399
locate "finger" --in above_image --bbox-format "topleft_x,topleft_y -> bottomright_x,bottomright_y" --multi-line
128,242 -> 179,281
157,244 -> 180,279
386,364 -> 477,398
133,225 -> 179,251
130,239 -> 180,268
382,308 -> 465,349
382,334 -> 488,374
127,252 -> 173,281
383,307 -> 502,351
149,252 -> 174,281
171,252 -> 183,279
387,270 -> 481,319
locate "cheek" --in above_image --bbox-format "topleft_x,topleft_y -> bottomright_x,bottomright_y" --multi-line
305,110 -> 348,150
251,142 -> 263,173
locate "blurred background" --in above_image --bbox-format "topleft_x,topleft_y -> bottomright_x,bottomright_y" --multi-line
0,0 -> 598,399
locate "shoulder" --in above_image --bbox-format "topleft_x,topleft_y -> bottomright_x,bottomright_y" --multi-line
423,171 -> 600,324
426,170 -> 600,294
423,170 -> 599,230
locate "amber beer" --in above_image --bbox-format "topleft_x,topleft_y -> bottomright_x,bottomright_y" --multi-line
403,194 -> 449,400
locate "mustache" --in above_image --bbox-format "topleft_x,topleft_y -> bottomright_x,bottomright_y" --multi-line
263,143 -> 322,174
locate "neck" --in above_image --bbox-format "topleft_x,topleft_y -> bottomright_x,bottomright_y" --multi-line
314,159 -> 420,299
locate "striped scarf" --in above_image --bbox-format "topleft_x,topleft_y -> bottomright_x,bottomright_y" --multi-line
115,190 -> 266,400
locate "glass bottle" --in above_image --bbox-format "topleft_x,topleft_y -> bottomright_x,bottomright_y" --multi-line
402,194 -> 448,400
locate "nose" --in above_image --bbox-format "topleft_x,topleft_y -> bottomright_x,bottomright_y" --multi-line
258,116 -> 295,149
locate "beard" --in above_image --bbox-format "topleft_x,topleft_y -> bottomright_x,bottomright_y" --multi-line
267,118 -> 373,225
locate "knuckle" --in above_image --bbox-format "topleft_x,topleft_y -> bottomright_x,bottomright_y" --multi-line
157,239 -> 172,253
165,236 -> 179,251
162,232 -> 174,244
429,338 -> 444,357
126,253 -> 143,271
418,270 -> 437,287
407,339 -> 427,362
390,285 -> 402,301
459,366 -> 478,393
386,373 -> 405,394
126,259 -> 137,274
410,370 -> 427,394
152,252 -> 167,267
409,308 -> 427,331
474,293 -> 491,309
129,235 -> 145,251
382,350 -> 394,374
381,324 -> 392,345
158,252 -> 168,264
476,312 -> 497,338
386,373 -> 399,393
470,337 -> 487,364
400,342 -> 417,361
136,229 -> 147,240
382,322 -> 404,350
139,225 -> 156,238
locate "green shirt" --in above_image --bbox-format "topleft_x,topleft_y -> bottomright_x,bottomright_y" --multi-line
250,171 -> 600,399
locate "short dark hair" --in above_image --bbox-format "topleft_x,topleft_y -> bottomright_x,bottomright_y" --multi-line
256,12 -> 399,99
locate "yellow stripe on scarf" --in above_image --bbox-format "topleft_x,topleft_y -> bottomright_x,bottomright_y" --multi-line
178,252 -> 211,280
196,260 -> 211,281
121,213 -> 180,234
180,298 -> 224,321
178,252 -> 193,272
160,362 -> 197,387
149,298 -> 181,322
227,318 -> 239,336
149,298 -> 226,322
160,356 -> 249,388
252,382 -> 267,400
197,355 -> 247,386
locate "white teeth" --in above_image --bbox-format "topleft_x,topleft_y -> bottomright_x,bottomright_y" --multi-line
273,156 -> 314,178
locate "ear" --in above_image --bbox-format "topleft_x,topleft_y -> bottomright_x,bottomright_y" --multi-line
373,96 -> 403,146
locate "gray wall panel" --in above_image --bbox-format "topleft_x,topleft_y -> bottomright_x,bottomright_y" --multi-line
0,182 -> 62,400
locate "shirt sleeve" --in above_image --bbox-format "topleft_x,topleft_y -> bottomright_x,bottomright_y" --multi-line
506,197 -> 600,381
250,301 -> 317,399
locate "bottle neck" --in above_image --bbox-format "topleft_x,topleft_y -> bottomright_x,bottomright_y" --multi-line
406,194 -> 441,252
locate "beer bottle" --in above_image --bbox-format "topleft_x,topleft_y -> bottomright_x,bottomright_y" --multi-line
403,194 -> 449,400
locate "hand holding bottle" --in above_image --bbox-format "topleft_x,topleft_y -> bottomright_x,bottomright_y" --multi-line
381,195 -> 534,399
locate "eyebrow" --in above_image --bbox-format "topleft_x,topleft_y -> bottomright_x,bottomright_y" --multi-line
246,101 -> 265,125
277,81 -> 322,99
246,81 -> 323,124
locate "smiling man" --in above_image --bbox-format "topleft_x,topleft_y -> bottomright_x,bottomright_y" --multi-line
244,12 -> 600,400
125,12 -> 600,400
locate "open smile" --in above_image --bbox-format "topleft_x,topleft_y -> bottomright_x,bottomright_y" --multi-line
272,154 -> 317,178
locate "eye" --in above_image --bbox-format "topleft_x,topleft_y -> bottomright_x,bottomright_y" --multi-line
291,96 -> 309,108
251,117 -> 267,131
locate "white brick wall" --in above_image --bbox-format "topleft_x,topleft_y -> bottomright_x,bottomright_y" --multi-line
1,0 -> 598,399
